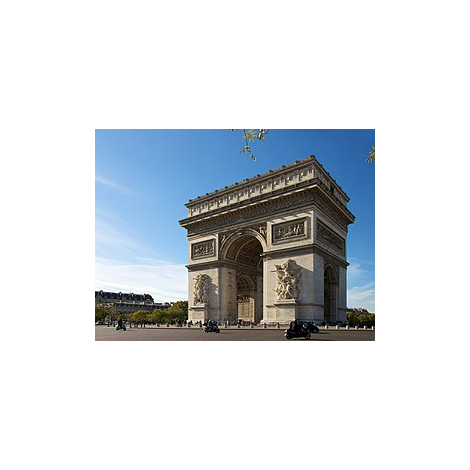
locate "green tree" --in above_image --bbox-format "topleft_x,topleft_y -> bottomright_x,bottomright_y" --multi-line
367,145 -> 375,163
128,310 -> 148,326
95,304 -> 117,322
166,301 -> 188,322
347,311 -> 359,326
152,308 -> 170,324
95,304 -> 109,322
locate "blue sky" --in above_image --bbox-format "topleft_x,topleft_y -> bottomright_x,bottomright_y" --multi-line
95,129 -> 375,311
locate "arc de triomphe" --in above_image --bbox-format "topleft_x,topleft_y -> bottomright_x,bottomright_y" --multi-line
179,155 -> 355,325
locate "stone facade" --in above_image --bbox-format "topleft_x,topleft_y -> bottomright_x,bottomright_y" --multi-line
179,155 -> 355,325
95,290 -> 170,314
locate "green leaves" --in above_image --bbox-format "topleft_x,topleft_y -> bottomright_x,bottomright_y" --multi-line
243,129 -> 257,142
229,129 -> 269,161
240,144 -> 257,161
367,145 -> 375,163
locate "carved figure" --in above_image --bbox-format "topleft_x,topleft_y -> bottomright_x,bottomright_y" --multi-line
192,241 -> 214,258
194,274 -> 210,305
274,259 -> 301,300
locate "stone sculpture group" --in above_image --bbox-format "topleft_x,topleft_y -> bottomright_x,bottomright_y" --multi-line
193,273 -> 211,305
274,259 -> 301,300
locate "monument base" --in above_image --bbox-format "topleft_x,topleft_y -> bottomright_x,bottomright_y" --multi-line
189,304 -> 209,322
262,299 -> 298,323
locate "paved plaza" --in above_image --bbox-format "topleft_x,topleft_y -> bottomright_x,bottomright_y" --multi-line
95,325 -> 375,341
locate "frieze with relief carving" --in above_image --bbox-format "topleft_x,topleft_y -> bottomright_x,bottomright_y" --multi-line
191,240 -> 215,259
272,218 -> 306,243
317,221 -> 345,254
185,190 -> 351,235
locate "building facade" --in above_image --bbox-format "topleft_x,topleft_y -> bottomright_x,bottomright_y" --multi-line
95,290 -> 170,314
179,155 -> 355,325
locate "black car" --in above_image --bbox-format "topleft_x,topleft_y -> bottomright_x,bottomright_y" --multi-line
296,321 -> 319,333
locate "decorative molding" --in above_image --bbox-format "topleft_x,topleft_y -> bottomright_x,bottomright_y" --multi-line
191,240 -> 215,259
185,189 -> 348,235
184,155 -> 351,218
272,218 -> 307,244
317,220 -> 345,254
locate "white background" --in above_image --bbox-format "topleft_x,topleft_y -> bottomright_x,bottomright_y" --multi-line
1,1 -> 469,469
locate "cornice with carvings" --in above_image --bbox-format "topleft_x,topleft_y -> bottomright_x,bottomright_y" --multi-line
185,155 -> 350,210
181,186 -> 354,235
183,156 -> 352,222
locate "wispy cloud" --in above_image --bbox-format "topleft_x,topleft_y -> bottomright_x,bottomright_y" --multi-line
347,284 -> 375,312
95,206 -> 186,301
348,258 -> 374,284
95,174 -> 154,201
347,258 -> 375,312
95,257 -> 187,302
95,174 -> 133,195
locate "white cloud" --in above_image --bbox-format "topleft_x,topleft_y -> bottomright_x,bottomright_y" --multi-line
347,258 -> 375,311
347,283 -> 375,312
95,174 -> 154,201
95,257 -> 187,302
95,174 -> 133,195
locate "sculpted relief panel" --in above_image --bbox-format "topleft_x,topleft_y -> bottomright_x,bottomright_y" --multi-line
191,240 -> 215,259
272,218 -> 307,243
186,190 -> 351,235
193,274 -> 211,305
274,259 -> 301,300
317,220 -> 345,254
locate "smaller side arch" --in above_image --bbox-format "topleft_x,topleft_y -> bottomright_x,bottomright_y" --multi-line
324,263 -> 339,283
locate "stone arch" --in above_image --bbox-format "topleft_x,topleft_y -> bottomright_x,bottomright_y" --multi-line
221,230 -> 265,324
220,228 -> 267,262
236,273 -> 255,290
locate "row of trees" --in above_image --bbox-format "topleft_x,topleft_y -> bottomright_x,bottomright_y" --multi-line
95,301 -> 188,324
346,311 -> 375,327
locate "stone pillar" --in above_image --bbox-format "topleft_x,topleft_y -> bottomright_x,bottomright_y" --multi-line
312,253 -> 325,323
337,265 -> 348,323
219,266 -> 237,323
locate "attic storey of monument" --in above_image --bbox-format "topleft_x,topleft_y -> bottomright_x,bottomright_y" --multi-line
179,155 -> 355,325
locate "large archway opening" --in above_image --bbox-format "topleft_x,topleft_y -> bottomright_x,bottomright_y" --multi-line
225,234 -> 264,323
324,265 -> 338,324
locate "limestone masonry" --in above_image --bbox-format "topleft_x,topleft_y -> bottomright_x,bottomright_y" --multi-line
179,155 -> 355,325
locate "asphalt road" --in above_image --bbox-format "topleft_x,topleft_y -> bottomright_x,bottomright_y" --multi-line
95,325 -> 375,341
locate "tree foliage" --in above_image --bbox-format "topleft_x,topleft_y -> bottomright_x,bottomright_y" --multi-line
347,311 -> 375,327
228,129 -> 269,161
166,301 -> 188,322
95,304 -> 114,322
128,310 -> 148,324
367,145 -> 375,163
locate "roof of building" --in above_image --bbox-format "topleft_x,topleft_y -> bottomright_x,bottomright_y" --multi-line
95,290 -> 154,302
